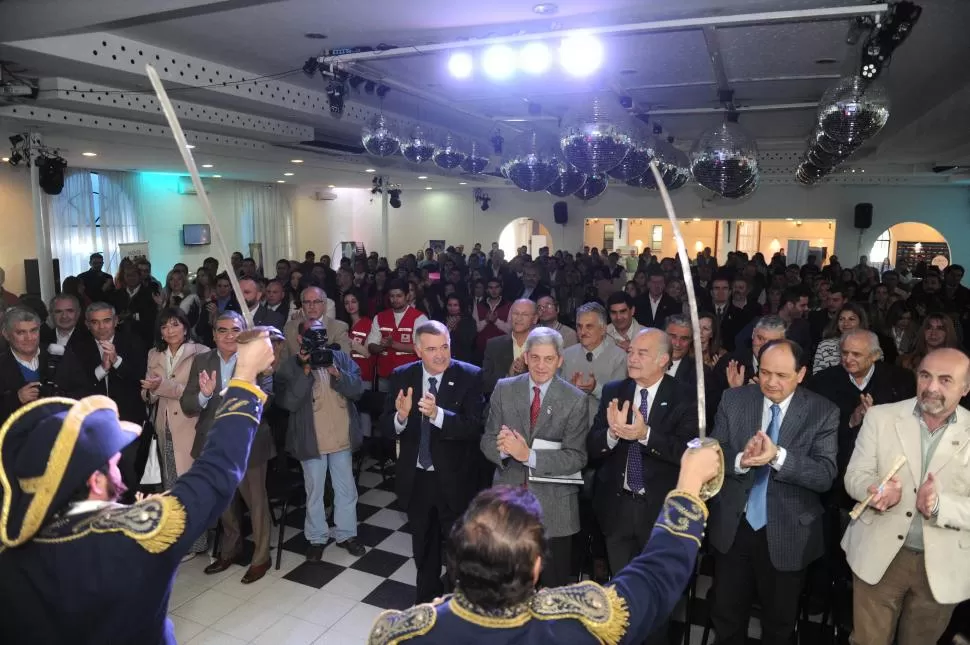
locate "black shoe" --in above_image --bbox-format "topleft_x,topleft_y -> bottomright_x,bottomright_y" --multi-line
337,538 -> 366,557
305,539 -> 333,563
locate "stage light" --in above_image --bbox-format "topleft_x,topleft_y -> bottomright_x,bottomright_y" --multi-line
483,45 -> 516,80
448,52 -> 474,79
302,57 -> 319,77
519,42 -> 552,75
389,189 -> 402,208
560,33 -> 603,77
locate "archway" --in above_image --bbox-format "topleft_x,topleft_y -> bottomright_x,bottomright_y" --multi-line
498,218 -> 554,259
869,222 -> 950,272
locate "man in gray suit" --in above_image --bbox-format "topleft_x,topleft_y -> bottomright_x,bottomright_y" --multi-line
181,311 -> 276,584
708,338 -> 838,645
482,299 -> 537,396
481,327 -> 589,587
560,302 -> 627,424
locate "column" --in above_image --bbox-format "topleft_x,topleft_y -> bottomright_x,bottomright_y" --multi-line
29,133 -> 55,302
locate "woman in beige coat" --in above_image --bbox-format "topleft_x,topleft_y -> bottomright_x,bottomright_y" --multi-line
141,306 -> 210,556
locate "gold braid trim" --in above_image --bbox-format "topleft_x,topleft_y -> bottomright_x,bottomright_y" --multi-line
665,489 -> 709,520
134,495 -> 186,554
367,604 -> 436,644
226,379 -> 268,403
531,582 -> 630,645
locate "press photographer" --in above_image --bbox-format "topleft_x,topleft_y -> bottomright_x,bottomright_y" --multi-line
0,307 -> 89,424
275,319 -> 367,560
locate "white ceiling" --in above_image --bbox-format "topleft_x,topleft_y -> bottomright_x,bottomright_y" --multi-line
1,0 -> 969,187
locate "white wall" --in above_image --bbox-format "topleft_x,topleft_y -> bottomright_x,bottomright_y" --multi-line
0,167 -> 38,294
293,183 -> 970,270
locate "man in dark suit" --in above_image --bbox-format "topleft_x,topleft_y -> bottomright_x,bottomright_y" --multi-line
708,339 -> 838,645
481,327 -> 589,587
482,299 -> 536,395
634,267 -> 680,329
73,302 -> 148,496
383,320 -> 484,603
0,307 -> 89,425
809,284 -> 847,345
181,311 -> 275,584
39,293 -> 90,351
238,276 -> 286,331
807,329 -> 915,506
587,328 -> 697,645
77,252 -> 115,304
112,264 -> 159,349
513,263 -> 552,302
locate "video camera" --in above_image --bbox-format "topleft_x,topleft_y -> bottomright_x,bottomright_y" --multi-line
40,344 -> 65,397
300,326 -> 341,369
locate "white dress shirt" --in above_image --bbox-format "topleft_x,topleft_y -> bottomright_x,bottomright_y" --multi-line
94,336 -> 123,388
734,392 -> 794,474
667,358 -> 682,376
55,327 -> 75,347
606,379 -> 658,452
850,364 -> 876,391
14,350 -> 40,372
393,366 -> 449,471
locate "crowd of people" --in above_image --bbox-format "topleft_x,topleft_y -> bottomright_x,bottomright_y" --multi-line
1,239 -> 969,645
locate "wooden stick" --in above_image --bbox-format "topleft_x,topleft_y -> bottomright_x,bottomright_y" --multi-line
849,455 -> 907,521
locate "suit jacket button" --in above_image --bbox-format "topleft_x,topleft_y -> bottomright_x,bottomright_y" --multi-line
897,535 -> 904,540
906,511 -> 912,518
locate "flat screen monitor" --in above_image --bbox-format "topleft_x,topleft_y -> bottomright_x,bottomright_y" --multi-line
182,224 -> 211,246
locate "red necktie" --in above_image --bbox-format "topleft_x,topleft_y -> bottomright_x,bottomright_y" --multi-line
530,386 -> 541,430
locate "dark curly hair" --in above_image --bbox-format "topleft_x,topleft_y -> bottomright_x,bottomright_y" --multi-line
446,486 -> 546,611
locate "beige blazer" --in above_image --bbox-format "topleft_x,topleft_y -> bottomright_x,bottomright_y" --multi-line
842,398 -> 970,604
143,342 -> 211,476
281,316 -> 351,360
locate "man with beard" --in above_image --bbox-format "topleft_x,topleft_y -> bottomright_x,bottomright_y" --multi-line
842,348 -> 970,645
0,330 -> 276,645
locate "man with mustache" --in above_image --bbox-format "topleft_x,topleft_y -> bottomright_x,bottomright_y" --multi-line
843,348 -> 970,645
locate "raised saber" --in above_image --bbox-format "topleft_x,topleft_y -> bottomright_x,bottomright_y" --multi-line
648,160 -> 724,499
144,64 -> 254,331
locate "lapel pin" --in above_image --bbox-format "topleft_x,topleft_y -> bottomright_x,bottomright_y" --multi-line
660,402 -> 668,407
448,381 -> 454,386
546,407 -> 552,415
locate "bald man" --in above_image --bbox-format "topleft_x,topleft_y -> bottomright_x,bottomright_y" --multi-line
843,348 -> 970,645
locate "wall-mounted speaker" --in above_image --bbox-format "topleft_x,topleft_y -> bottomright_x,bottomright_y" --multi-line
23,258 -> 61,297
854,203 -> 873,229
553,201 -> 568,225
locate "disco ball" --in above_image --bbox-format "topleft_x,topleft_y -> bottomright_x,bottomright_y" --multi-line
689,121 -> 759,197
433,132 -> 467,170
460,140 -> 490,174
560,95 -> 634,174
720,172 -> 760,200
547,161 -> 588,197
574,173 -> 608,200
806,145 -> 847,170
796,161 -> 827,185
657,139 -> 691,190
813,129 -> 861,157
500,129 -> 560,192
401,126 -> 438,164
607,129 -> 659,181
361,114 -> 400,157
818,76 -> 890,145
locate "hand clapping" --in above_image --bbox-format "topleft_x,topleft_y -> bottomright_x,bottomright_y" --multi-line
496,425 -> 529,462
198,370 -> 217,397
395,387 -> 413,423
417,392 -> 438,419
739,430 -> 778,468
606,399 -> 648,442
916,472 -> 939,518
867,475 -> 902,512
726,360 -> 746,388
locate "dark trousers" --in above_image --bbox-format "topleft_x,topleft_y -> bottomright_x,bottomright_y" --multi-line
409,469 -> 458,604
604,494 -> 671,645
540,535 -> 574,588
711,521 -> 806,645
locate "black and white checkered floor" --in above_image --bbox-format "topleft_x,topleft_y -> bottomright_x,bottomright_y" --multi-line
167,459 -> 836,645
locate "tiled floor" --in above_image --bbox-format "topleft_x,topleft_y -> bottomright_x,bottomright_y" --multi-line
167,460 -> 835,644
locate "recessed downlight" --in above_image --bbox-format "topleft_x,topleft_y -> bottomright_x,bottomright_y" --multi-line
459,181 -> 468,185
424,186 -> 433,190
284,172 -> 294,176
185,144 -> 196,149
277,180 -> 286,183
82,152 -> 98,157
212,174 -> 222,178
1,157 -> 8,163
201,164 -> 213,168
291,159 -> 304,164
365,168 -> 376,173
418,175 -> 428,180
327,184 -> 335,188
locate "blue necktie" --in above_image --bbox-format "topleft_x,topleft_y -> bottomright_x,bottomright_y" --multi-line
418,377 -> 437,469
625,388 -> 648,494
746,403 -> 781,531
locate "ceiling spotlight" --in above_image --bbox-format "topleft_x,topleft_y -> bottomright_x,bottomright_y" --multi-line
365,168 -> 376,173
327,184 -> 335,188
388,188 -> 402,208
418,175 -> 428,180
1,157 -> 8,163
212,174 -> 222,178
860,61 -> 880,79
448,52 -> 474,79
483,45 -> 517,80
424,186 -> 433,190
519,42 -> 552,75
291,159 -> 304,164
302,56 -> 319,77
560,33 -> 604,77
284,172 -> 294,176
474,188 -> 491,211
201,163 -> 213,168
277,180 -> 286,183
459,181 -> 467,185
533,2 -> 558,14
185,144 -> 196,149
82,152 -> 98,157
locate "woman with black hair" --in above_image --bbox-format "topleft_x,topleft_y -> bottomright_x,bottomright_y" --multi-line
441,293 -> 478,364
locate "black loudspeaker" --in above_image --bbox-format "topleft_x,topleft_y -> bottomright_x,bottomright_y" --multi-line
23,258 -> 61,296
553,201 -> 568,225
854,203 -> 873,229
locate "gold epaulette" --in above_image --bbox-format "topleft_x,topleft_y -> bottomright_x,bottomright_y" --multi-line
34,496 -> 186,554
530,581 -> 630,645
367,604 -> 436,645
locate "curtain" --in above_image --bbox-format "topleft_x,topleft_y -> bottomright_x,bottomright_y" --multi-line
46,169 -> 143,279
235,183 -> 295,272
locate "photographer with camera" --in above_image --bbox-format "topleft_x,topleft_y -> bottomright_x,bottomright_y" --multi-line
0,307 -> 89,425
275,319 -> 367,560
282,287 -> 351,360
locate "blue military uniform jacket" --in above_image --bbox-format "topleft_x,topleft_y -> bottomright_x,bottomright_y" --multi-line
0,380 -> 268,645
368,491 -> 707,645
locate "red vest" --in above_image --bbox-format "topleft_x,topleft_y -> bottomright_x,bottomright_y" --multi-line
349,317 -> 375,382
476,299 -> 512,355
376,306 -> 422,378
